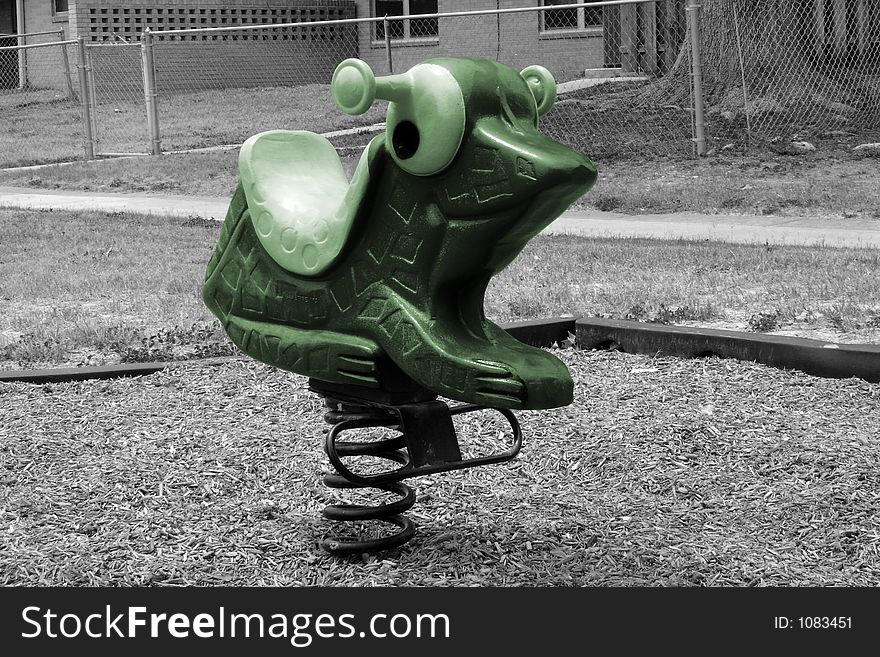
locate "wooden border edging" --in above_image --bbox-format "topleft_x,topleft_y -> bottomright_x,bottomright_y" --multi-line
0,319 -> 577,385
0,357 -> 238,385
3,317 -> 877,385
576,317 -> 880,383
501,316 -> 577,347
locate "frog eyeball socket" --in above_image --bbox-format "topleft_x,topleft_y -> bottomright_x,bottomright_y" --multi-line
331,58 -> 466,176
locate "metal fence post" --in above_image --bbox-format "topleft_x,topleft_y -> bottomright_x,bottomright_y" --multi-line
85,44 -> 101,152
58,28 -> 75,98
686,0 -> 707,156
141,28 -> 162,156
383,16 -> 393,74
16,32 -> 26,89
730,0 -> 752,147
75,37 -> 96,160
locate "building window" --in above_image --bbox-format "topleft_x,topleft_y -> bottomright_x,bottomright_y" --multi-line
373,0 -> 438,41
53,0 -> 69,15
540,0 -> 602,32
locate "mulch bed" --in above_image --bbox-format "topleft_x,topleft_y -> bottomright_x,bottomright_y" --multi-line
1,349 -> 878,586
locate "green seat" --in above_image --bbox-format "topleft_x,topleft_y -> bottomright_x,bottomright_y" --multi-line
239,130 -> 375,276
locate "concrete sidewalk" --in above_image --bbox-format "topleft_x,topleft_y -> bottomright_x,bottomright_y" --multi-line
0,186 -> 228,221
2,185 -> 879,248
545,211 -> 880,248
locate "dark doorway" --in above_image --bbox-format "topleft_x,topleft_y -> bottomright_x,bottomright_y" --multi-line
1,0 -> 17,89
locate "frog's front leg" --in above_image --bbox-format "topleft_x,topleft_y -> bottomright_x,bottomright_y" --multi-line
350,291 -> 572,409
224,315 -> 384,388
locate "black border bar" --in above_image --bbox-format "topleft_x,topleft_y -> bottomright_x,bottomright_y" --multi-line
576,317 -> 880,383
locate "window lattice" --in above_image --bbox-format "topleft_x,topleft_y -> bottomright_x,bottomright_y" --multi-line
86,3 -> 355,42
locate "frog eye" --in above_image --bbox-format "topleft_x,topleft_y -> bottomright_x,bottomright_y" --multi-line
331,59 -> 466,176
520,65 -> 557,117
331,58 -> 377,116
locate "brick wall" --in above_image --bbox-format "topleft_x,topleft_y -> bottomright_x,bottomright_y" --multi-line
74,1 -> 358,93
11,0 -> 70,89
23,0 -> 67,35
19,0 -> 607,94
88,37 -> 357,95
68,0 -> 354,42
353,0 -> 605,80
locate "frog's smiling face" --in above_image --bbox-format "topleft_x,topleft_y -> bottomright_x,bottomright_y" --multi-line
338,57 -> 597,221
332,57 -> 596,264
431,58 -> 596,221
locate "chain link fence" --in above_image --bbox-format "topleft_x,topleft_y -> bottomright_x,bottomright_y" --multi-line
2,0 -> 879,169
87,42 -> 151,157
146,18 -> 377,154
700,0 -> 880,151
378,2 -> 695,160
539,1 -> 695,159
0,36 -> 83,167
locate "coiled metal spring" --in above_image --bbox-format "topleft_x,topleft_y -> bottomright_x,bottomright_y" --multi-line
319,403 -> 417,555
317,395 -> 522,556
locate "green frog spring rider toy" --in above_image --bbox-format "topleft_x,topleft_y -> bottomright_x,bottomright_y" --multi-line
203,57 -> 596,554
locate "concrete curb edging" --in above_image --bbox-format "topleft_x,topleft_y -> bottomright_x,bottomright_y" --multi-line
1,317 -> 878,385
576,317 -> 880,383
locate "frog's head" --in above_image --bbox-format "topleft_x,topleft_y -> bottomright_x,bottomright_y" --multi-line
332,58 -> 596,261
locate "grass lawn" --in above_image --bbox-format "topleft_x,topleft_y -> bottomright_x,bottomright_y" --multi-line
4,79 -> 879,219
1,207 -> 878,370
0,90 -> 86,168
3,148 -> 879,220
0,84 -> 384,168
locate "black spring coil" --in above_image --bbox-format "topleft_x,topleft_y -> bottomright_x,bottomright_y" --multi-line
319,403 -> 417,555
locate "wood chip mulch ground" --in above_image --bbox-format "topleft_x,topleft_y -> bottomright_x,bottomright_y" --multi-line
1,349 -> 878,586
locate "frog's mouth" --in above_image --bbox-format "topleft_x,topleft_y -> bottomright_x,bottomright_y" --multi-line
440,117 -> 595,209
440,117 -> 597,272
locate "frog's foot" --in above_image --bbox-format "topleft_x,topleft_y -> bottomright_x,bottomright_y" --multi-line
408,336 -> 569,410
479,319 -> 574,408
413,351 -> 527,409
225,315 -> 384,387
362,295 -> 569,409
463,358 -> 528,408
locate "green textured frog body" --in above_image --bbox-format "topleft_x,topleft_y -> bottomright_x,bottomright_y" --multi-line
203,57 -> 596,410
